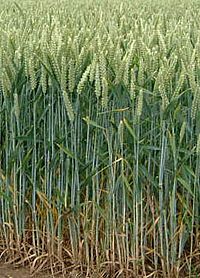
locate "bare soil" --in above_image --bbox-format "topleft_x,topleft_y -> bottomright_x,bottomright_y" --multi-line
0,264 -> 58,278
0,264 -> 31,278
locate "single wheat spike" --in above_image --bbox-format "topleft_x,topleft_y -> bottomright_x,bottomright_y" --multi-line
14,92 -> 20,121
101,77 -> 108,108
95,62 -> 101,99
77,65 -> 91,94
68,58 -> 76,93
136,89 -> 143,120
62,90 -> 74,122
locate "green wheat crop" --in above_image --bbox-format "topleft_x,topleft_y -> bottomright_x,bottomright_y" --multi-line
0,0 -> 200,277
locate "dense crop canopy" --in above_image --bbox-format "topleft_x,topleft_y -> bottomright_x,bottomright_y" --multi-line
0,0 -> 200,276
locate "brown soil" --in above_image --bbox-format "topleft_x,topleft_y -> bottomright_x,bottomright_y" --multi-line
0,264 -> 59,278
0,264 -> 31,278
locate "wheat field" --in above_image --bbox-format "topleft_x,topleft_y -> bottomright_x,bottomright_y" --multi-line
0,0 -> 200,277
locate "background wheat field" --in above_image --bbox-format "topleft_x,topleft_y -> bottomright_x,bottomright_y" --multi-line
0,0 -> 200,277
